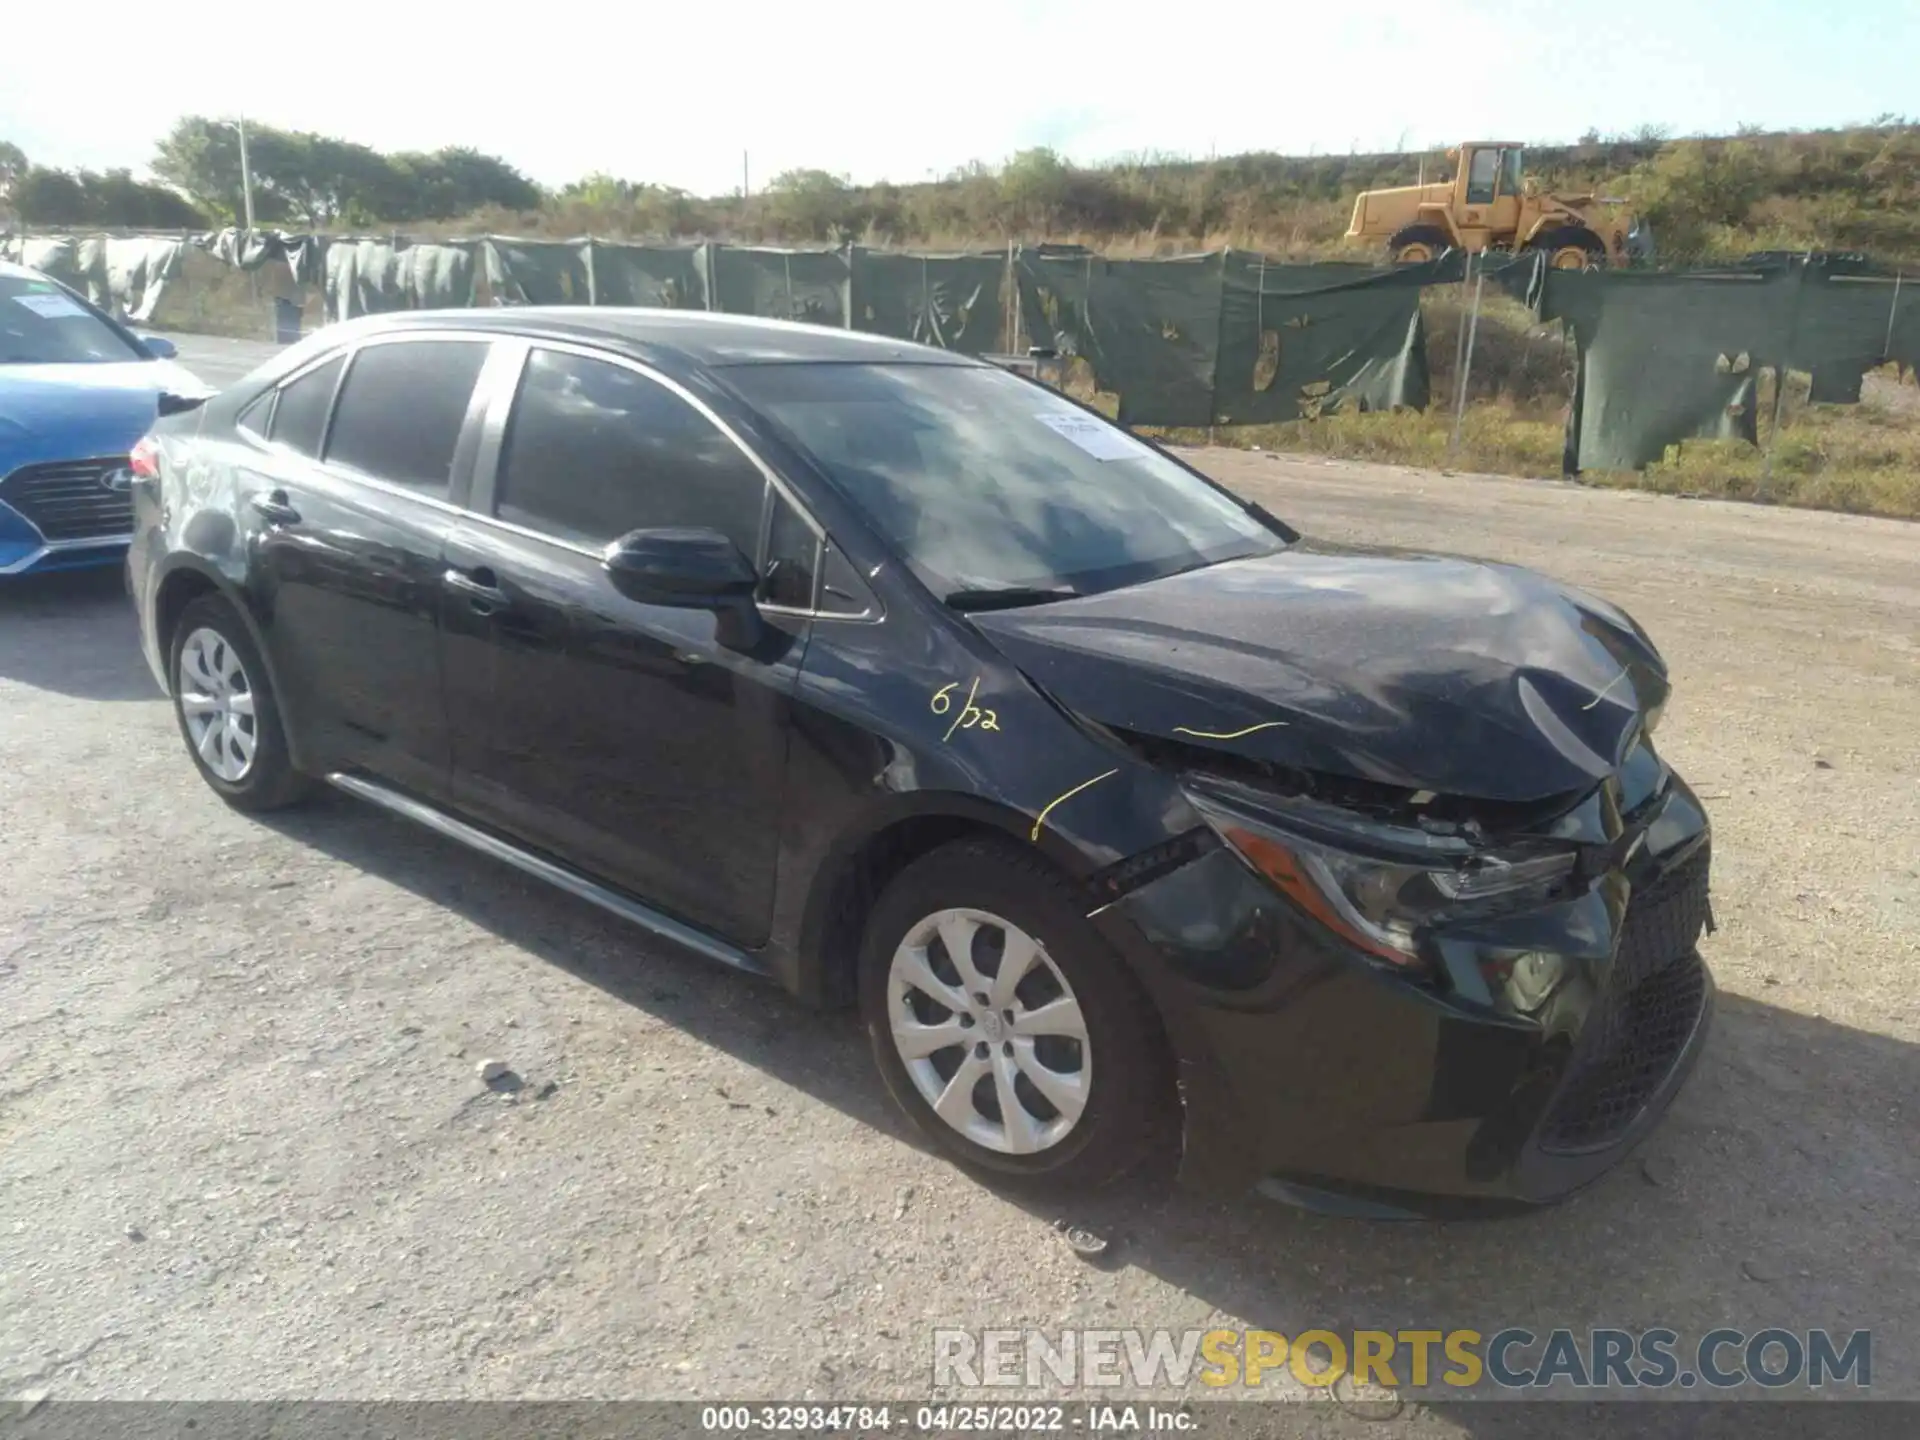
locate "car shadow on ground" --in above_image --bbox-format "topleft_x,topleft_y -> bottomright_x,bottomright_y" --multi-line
0,567 -> 159,702
262,790 -> 1919,1421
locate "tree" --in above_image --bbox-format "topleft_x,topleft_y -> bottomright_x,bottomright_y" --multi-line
0,140 -> 26,199
401,147 -> 542,218
11,167 -> 88,225
246,129 -> 392,227
764,169 -> 858,240
153,117 -> 543,228
999,148 -> 1073,230
10,165 -> 205,227
152,116 -> 257,222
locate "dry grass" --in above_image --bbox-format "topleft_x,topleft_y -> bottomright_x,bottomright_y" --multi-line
1606,374 -> 1920,517
1187,363 -> 1920,520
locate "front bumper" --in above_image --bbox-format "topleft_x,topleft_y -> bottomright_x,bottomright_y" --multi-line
0,503 -> 129,577
0,458 -> 137,577
1094,772 -> 1715,1217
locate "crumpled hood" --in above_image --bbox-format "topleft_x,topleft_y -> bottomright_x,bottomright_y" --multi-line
0,360 -> 212,474
970,547 -> 1669,804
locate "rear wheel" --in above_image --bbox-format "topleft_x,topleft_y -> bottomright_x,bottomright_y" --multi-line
1386,224 -> 1451,265
859,837 -> 1173,1191
169,593 -> 313,812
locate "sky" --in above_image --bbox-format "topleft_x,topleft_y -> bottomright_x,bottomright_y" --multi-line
3,0 -> 1917,195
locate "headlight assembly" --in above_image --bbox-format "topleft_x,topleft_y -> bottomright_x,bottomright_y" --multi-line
1184,780 -> 1575,970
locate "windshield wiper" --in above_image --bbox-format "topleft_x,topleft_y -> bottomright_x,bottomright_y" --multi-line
943,584 -> 1082,612
1245,501 -> 1301,544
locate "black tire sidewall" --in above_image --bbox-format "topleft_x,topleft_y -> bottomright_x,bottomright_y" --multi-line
168,594 -> 304,810
1388,225 -> 1449,263
858,837 -> 1170,1189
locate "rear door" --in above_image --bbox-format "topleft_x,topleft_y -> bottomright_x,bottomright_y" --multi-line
243,333 -> 498,798
437,343 -> 817,945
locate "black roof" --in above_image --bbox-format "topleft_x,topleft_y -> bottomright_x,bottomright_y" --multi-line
348,307 -> 985,370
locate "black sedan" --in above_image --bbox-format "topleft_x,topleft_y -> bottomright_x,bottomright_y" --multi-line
126,309 -> 1714,1217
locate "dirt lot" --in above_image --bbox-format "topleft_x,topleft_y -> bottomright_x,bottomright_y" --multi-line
2,338 -> 1916,1431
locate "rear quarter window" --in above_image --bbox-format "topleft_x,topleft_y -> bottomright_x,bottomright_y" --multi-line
268,356 -> 345,457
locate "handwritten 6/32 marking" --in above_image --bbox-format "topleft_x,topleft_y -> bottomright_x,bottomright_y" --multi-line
932,679 -> 1001,740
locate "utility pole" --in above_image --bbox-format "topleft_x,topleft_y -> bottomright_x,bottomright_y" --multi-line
237,114 -> 257,231
742,150 -> 750,201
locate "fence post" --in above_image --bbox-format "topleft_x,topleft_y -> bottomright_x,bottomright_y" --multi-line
1449,250 -> 1472,415
1884,269 -> 1904,361
1004,240 -> 1016,354
1448,252 -> 1484,462
1762,253 -> 1811,488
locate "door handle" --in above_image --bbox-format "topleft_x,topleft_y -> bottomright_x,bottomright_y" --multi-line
443,565 -> 510,613
250,490 -> 301,526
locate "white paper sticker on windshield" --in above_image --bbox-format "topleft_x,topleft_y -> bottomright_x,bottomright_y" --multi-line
12,291 -> 90,319
1034,410 -> 1151,462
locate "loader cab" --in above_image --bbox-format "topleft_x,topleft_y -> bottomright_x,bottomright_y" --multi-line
1453,142 -> 1525,248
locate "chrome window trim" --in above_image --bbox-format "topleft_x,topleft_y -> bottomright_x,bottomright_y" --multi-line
473,337 -> 881,622
228,325 -> 885,623
241,332 -> 494,500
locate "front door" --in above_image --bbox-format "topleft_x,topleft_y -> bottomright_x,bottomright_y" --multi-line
1458,145 -> 1522,247
242,336 -> 492,798
438,344 -> 818,946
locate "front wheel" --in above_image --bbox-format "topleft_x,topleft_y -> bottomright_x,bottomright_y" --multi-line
1385,224 -> 1451,265
859,837 -> 1174,1191
169,593 -> 314,812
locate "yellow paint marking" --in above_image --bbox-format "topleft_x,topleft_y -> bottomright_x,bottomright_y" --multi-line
941,675 -> 981,743
1171,721 -> 1289,741
1030,768 -> 1120,843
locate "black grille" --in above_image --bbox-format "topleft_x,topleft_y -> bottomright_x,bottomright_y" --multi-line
1539,845 -> 1712,1153
0,457 -> 134,542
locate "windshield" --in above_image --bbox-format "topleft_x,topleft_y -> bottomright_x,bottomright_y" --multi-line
1501,147 -> 1524,196
725,363 -> 1285,599
0,275 -> 145,365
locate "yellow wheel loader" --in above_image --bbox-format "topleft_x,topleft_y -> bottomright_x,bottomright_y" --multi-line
1346,142 -> 1653,269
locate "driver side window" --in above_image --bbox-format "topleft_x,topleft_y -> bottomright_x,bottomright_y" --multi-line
494,348 -> 767,557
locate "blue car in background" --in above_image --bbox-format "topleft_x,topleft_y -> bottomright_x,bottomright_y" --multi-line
0,260 -> 215,578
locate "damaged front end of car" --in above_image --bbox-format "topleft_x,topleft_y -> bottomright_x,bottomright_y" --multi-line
1083,716 -> 1715,1216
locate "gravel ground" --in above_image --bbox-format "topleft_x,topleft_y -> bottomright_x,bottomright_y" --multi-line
1,336 -> 1915,1432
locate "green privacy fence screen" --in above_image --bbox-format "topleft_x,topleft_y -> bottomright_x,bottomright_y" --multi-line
4,230 -> 1913,474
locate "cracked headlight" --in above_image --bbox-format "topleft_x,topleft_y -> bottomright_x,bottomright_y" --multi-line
1184,781 -> 1575,970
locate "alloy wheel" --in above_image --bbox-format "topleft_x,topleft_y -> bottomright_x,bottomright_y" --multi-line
177,627 -> 259,783
886,907 -> 1091,1155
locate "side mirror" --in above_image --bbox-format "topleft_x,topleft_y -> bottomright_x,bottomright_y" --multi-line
602,526 -> 763,648
138,334 -> 178,360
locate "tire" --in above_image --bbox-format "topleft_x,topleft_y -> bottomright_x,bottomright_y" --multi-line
1527,226 -> 1607,271
859,836 -> 1174,1191
1386,224 -> 1450,265
168,592 -> 314,812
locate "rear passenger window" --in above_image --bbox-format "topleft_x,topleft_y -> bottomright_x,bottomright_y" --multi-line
495,348 -> 767,556
268,355 -> 343,457
325,339 -> 488,496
